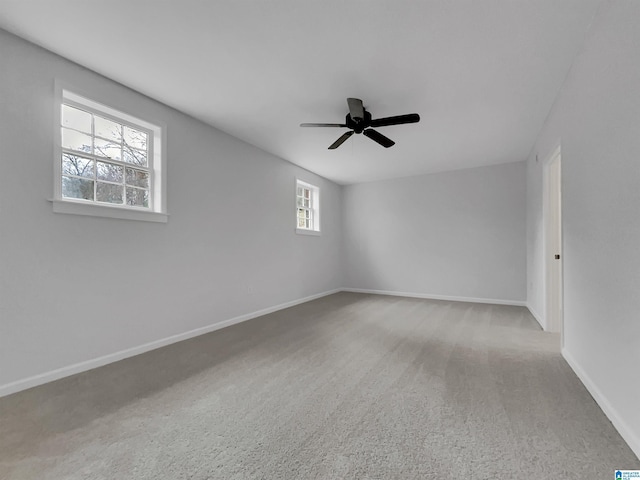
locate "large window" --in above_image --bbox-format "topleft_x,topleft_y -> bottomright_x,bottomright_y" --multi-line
296,179 -> 320,234
54,87 -> 167,222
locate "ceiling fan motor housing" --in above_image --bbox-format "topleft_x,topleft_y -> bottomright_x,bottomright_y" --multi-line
346,110 -> 372,134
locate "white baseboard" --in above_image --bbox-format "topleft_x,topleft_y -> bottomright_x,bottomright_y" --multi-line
526,303 -> 545,330
0,289 -> 340,398
562,348 -> 640,460
341,287 -> 526,307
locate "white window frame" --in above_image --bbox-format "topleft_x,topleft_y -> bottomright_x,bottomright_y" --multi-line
295,179 -> 320,235
52,81 -> 168,223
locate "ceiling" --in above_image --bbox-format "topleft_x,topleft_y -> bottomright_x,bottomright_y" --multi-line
0,0 -> 601,184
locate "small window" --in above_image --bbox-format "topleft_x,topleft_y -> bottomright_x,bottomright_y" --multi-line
296,180 -> 320,234
53,87 -> 167,222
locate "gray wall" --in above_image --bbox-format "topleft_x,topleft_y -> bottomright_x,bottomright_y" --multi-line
0,30 -> 343,391
526,0 -> 640,456
343,162 -> 526,303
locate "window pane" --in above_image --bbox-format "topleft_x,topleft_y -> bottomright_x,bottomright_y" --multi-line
123,126 -> 147,150
122,146 -> 147,166
298,218 -> 305,228
304,189 -> 310,199
96,182 -> 124,204
126,168 -> 149,188
95,116 -> 122,142
62,128 -> 92,154
97,161 -> 124,183
126,187 -> 149,208
62,154 -> 94,178
297,187 -> 302,196
62,105 -> 91,133
94,138 -> 122,160
62,176 -> 94,200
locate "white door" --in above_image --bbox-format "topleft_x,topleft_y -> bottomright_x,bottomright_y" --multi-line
545,148 -> 563,340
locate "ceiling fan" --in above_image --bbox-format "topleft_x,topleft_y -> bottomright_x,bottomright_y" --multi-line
300,98 -> 420,149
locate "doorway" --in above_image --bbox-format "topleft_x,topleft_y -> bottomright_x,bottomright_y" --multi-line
544,147 -> 563,341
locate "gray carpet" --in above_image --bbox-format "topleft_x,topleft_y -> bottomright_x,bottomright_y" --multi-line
1,292 -> 638,479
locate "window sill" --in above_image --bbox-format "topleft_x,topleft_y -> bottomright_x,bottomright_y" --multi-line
296,228 -> 321,236
50,199 -> 168,223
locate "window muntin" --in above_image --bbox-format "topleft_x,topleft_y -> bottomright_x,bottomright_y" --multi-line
59,101 -> 154,209
296,180 -> 320,233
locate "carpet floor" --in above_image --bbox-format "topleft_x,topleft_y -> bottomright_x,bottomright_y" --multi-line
1,292 -> 638,479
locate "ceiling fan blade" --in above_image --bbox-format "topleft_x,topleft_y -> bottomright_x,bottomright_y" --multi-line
370,113 -> 420,128
347,98 -> 364,121
300,123 -> 347,127
328,131 -> 355,149
363,129 -> 395,148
